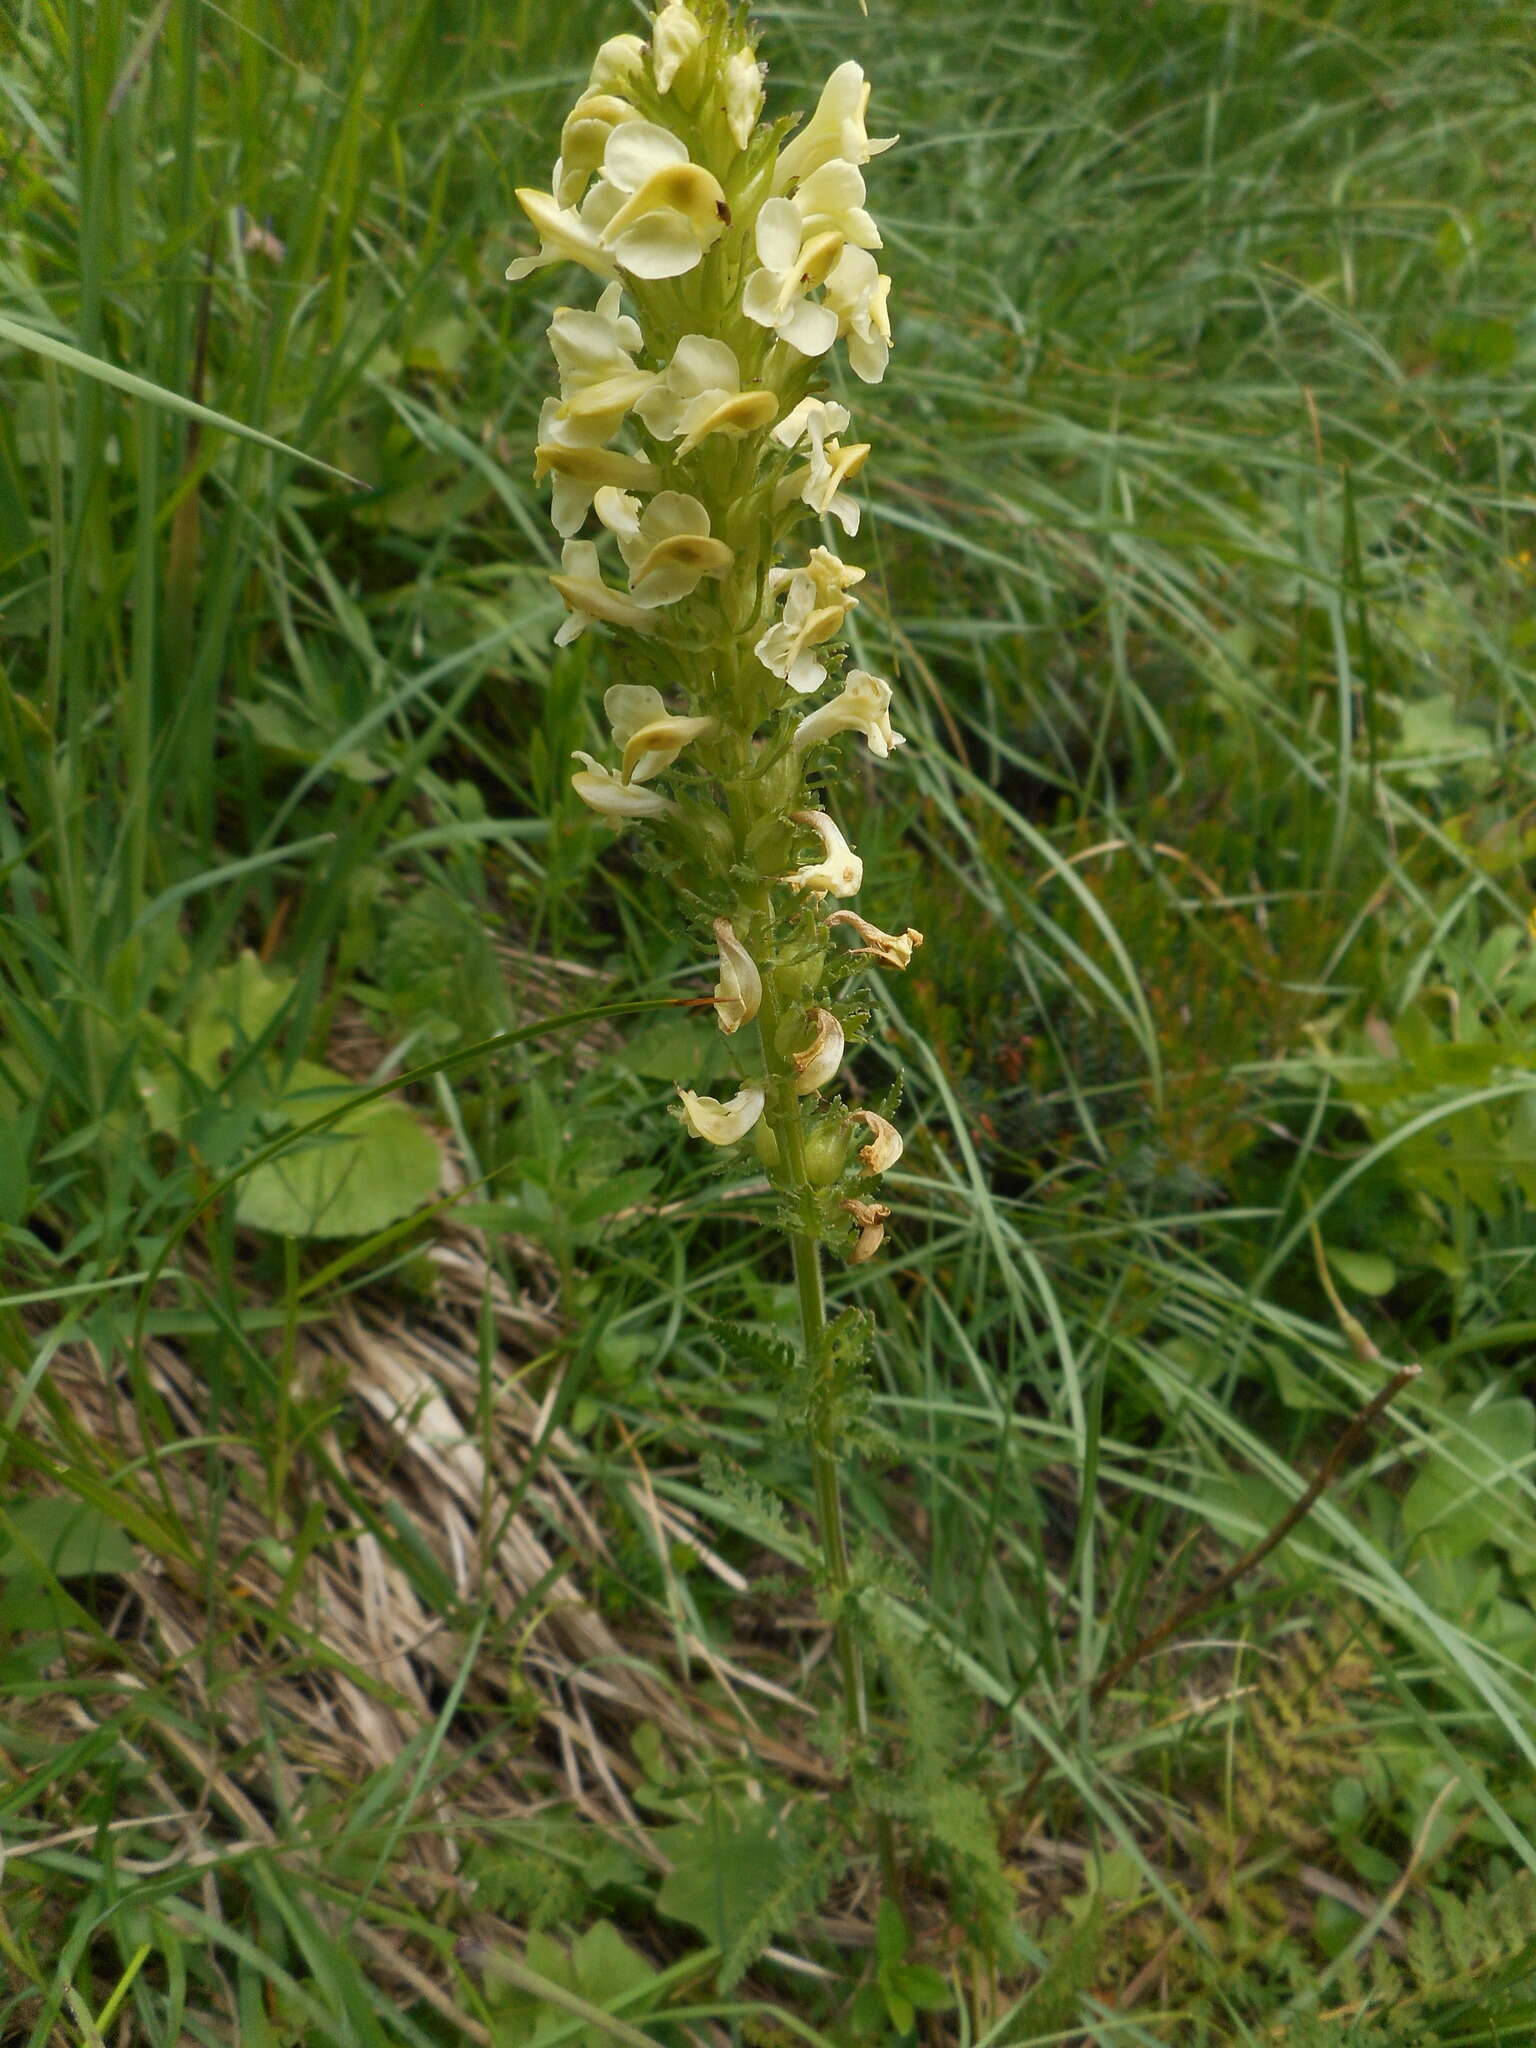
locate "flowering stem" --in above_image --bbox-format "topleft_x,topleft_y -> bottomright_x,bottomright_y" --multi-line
794,1215 -> 900,1895
792,1231 -> 861,1708
509,0 -> 910,1903
757,967 -> 897,1892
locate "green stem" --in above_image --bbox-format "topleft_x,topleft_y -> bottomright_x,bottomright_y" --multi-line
792,1220 -> 899,1897
791,1226 -> 862,1722
755,959 -> 898,1895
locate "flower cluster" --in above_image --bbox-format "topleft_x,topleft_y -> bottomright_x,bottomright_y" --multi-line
509,0 -> 916,1266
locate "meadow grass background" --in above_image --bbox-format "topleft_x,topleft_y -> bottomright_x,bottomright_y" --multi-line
4,0 -> 1536,2040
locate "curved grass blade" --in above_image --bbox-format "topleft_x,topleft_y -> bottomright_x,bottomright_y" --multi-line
0,313 -> 364,489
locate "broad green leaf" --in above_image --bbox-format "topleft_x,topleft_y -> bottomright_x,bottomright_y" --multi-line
619,1012 -> 729,1084
186,952 -> 297,1082
235,1061 -> 441,1239
1402,1399 -> 1536,1559
898,1963 -> 953,2013
1325,1246 -> 1396,1296
654,1795 -> 799,1954
567,1168 -> 660,1232
875,1897 -> 908,1970
487,1924 -> 658,2048
235,698 -> 386,784
0,312 -> 362,486
0,1495 -> 137,1578
1200,1473 -> 1314,1580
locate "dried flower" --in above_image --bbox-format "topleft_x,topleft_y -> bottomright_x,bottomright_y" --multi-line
825,911 -> 924,969
782,811 -> 863,897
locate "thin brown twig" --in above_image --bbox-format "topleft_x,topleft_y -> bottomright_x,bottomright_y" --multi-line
1016,1234 -> 1418,1817
1085,1357 -> 1418,1716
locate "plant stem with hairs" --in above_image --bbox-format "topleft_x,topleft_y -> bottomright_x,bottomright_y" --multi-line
507,0 -> 913,1881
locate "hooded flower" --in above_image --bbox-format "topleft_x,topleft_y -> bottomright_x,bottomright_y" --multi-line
791,1007 -> 845,1094
588,33 -> 646,93
634,336 -> 778,455
790,159 -> 881,251
676,1084 -> 766,1144
844,1195 -> 891,1264
535,402 -> 659,536
550,539 -> 657,644
825,910 -> 924,969
825,244 -> 893,384
507,182 -> 622,284
571,750 -> 678,820
754,546 -> 864,694
548,285 -> 653,437
651,0 -> 703,92
556,94 -> 641,207
741,201 -> 842,356
595,487 -> 734,609
595,120 -> 728,280
773,397 -> 870,537
604,683 -> 715,782
774,60 -> 896,191
851,1108 -> 902,1173
712,919 -> 762,1034
723,49 -> 765,150
782,810 -> 862,897
791,668 -> 905,760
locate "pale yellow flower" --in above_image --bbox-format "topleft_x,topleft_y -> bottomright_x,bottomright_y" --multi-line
771,396 -> 849,449
556,94 -> 641,207
723,49 -> 765,150
773,397 -> 869,536
676,1084 -> 766,1144
782,810 -> 862,897
712,919 -> 762,1034
550,540 -> 657,645
774,60 -> 896,191
825,244 -> 892,384
635,336 -> 778,455
741,201 -> 842,356
651,0 -> 703,93
595,487 -> 734,609
791,668 -> 905,761
507,184 -> 621,284
791,1008 -> 845,1094
548,285 -> 653,436
754,547 -> 864,694
570,750 -> 678,820
603,683 -> 715,782
588,33 -> 646,93
851,1109 -> 902,1173
596,121 -> 728,280
790,159 -> 880,251
825,911 -> 924,969
535,402 -> 659,537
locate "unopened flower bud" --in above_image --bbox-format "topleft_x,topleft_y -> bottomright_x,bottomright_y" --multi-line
803,1116 -> 851,1186
651,0 -> 703,93
712,919 -> 762,1034
791,1007 -> 845,1094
